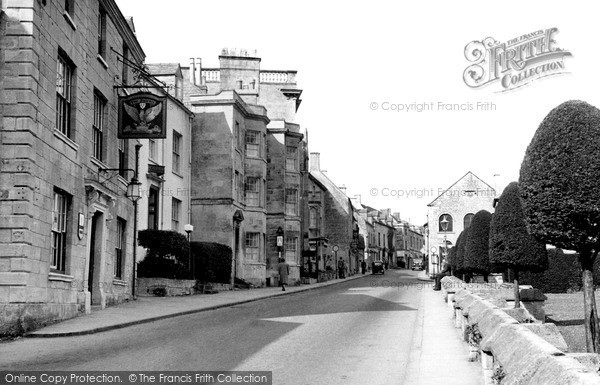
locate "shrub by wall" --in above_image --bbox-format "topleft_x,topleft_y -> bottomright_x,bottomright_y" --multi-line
137,230 -> 190,279
191,242 -> 232,284
519,249 -> 600,293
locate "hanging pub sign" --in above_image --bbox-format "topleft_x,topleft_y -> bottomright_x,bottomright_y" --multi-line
118,92 -> 167,139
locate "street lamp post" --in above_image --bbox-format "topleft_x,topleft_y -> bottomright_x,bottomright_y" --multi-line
185,224 -> 194,280
126,144 -> 142,299
440,216 -> 449,274
126,177 -> 141,298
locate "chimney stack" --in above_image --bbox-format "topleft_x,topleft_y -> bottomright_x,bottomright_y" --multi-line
189,58 -> 196,85
310,152 -> 320,172
196,58 -> 202,85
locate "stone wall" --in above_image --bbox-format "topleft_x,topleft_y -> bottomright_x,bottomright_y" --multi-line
442,276 -> 600,384
136,278 -> 232,297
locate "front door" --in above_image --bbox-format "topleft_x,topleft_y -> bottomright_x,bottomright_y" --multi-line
88,212 -> 101,295
148,187 -> 159,230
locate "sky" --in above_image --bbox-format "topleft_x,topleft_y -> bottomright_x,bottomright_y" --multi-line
115,0 -> 600,225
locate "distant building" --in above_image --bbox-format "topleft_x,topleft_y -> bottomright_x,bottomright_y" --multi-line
302,173 -> 327,280
309,153 -> 355,277
393,217 -> 425,269
0,0 -> 145,334
426,171 -> 495,275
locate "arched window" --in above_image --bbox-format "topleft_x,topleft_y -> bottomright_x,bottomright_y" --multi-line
464,213 -> 475,229
439,214 -> 453,232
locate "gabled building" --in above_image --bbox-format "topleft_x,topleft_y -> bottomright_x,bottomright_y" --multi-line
302,173 -> 327,280
426,171 -> 495,275
0,0 -> 146,335
309,153 -> 355,276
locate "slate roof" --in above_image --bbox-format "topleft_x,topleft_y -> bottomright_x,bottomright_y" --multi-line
309,170 -> 351,215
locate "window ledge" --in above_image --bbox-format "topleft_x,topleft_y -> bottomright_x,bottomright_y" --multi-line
172,170 -> 184,179
63,11 -> 77,30
49,272 -> 74,282
113,279 -> 127,286
117,175 -> 129,186
97,54 -> 108,69
90,157 -> 109,170
53,129 -> 79,152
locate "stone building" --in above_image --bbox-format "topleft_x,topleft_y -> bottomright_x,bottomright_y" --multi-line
136,63 -> 193,266
0,0 -> 145,335
186,90 -> 269,287
302,173 -> 327,280
426,171 -> 495,275
309,153 -> 355,276
394,218 -> 425,269
369,211 -> 396,267
182,51 -> 303,286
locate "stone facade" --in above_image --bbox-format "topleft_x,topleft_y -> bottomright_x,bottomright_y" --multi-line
0,0 -> 145,335
309,153 -> 355,277
394,218 -> 425,269
186,91 -> 269,287
183,51 -> 303,286
302,173 -> 326,278
427,171 -> 495,275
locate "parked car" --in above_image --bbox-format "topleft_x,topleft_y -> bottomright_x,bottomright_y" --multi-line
411,262 -> 423,271
372,261 -> 384,275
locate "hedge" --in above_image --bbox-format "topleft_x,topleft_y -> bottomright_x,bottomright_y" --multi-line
137,230 -> 190,279
520,249 -> 600,293
191,242 -> 232,284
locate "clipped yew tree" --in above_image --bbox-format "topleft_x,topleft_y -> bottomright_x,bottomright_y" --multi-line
464,210 -> 492,282
450,231 -> 464,277
447,245 -> 457,275
519,100 -> 600,352
455,229 -> 470,281
489,182 -> 548,308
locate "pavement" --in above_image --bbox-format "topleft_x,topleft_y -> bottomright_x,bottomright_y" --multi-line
26,273 -> 365,337
404,279 -> 483,384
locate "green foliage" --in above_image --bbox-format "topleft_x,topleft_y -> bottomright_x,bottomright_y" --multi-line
447,245 -> 457,270
522,249 -> 600,293
464,210 -> 492,275
138,229 -> 190,265
520,249 -> 582,293
519,100 -> 600,254
453,229 -> 469,276
137,255 -> 188,279
137,230 -> 190,279
191,242 -> 232,283
489,182 -> 548,273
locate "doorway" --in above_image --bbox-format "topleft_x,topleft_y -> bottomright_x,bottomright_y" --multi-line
88,211 -> 102,303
